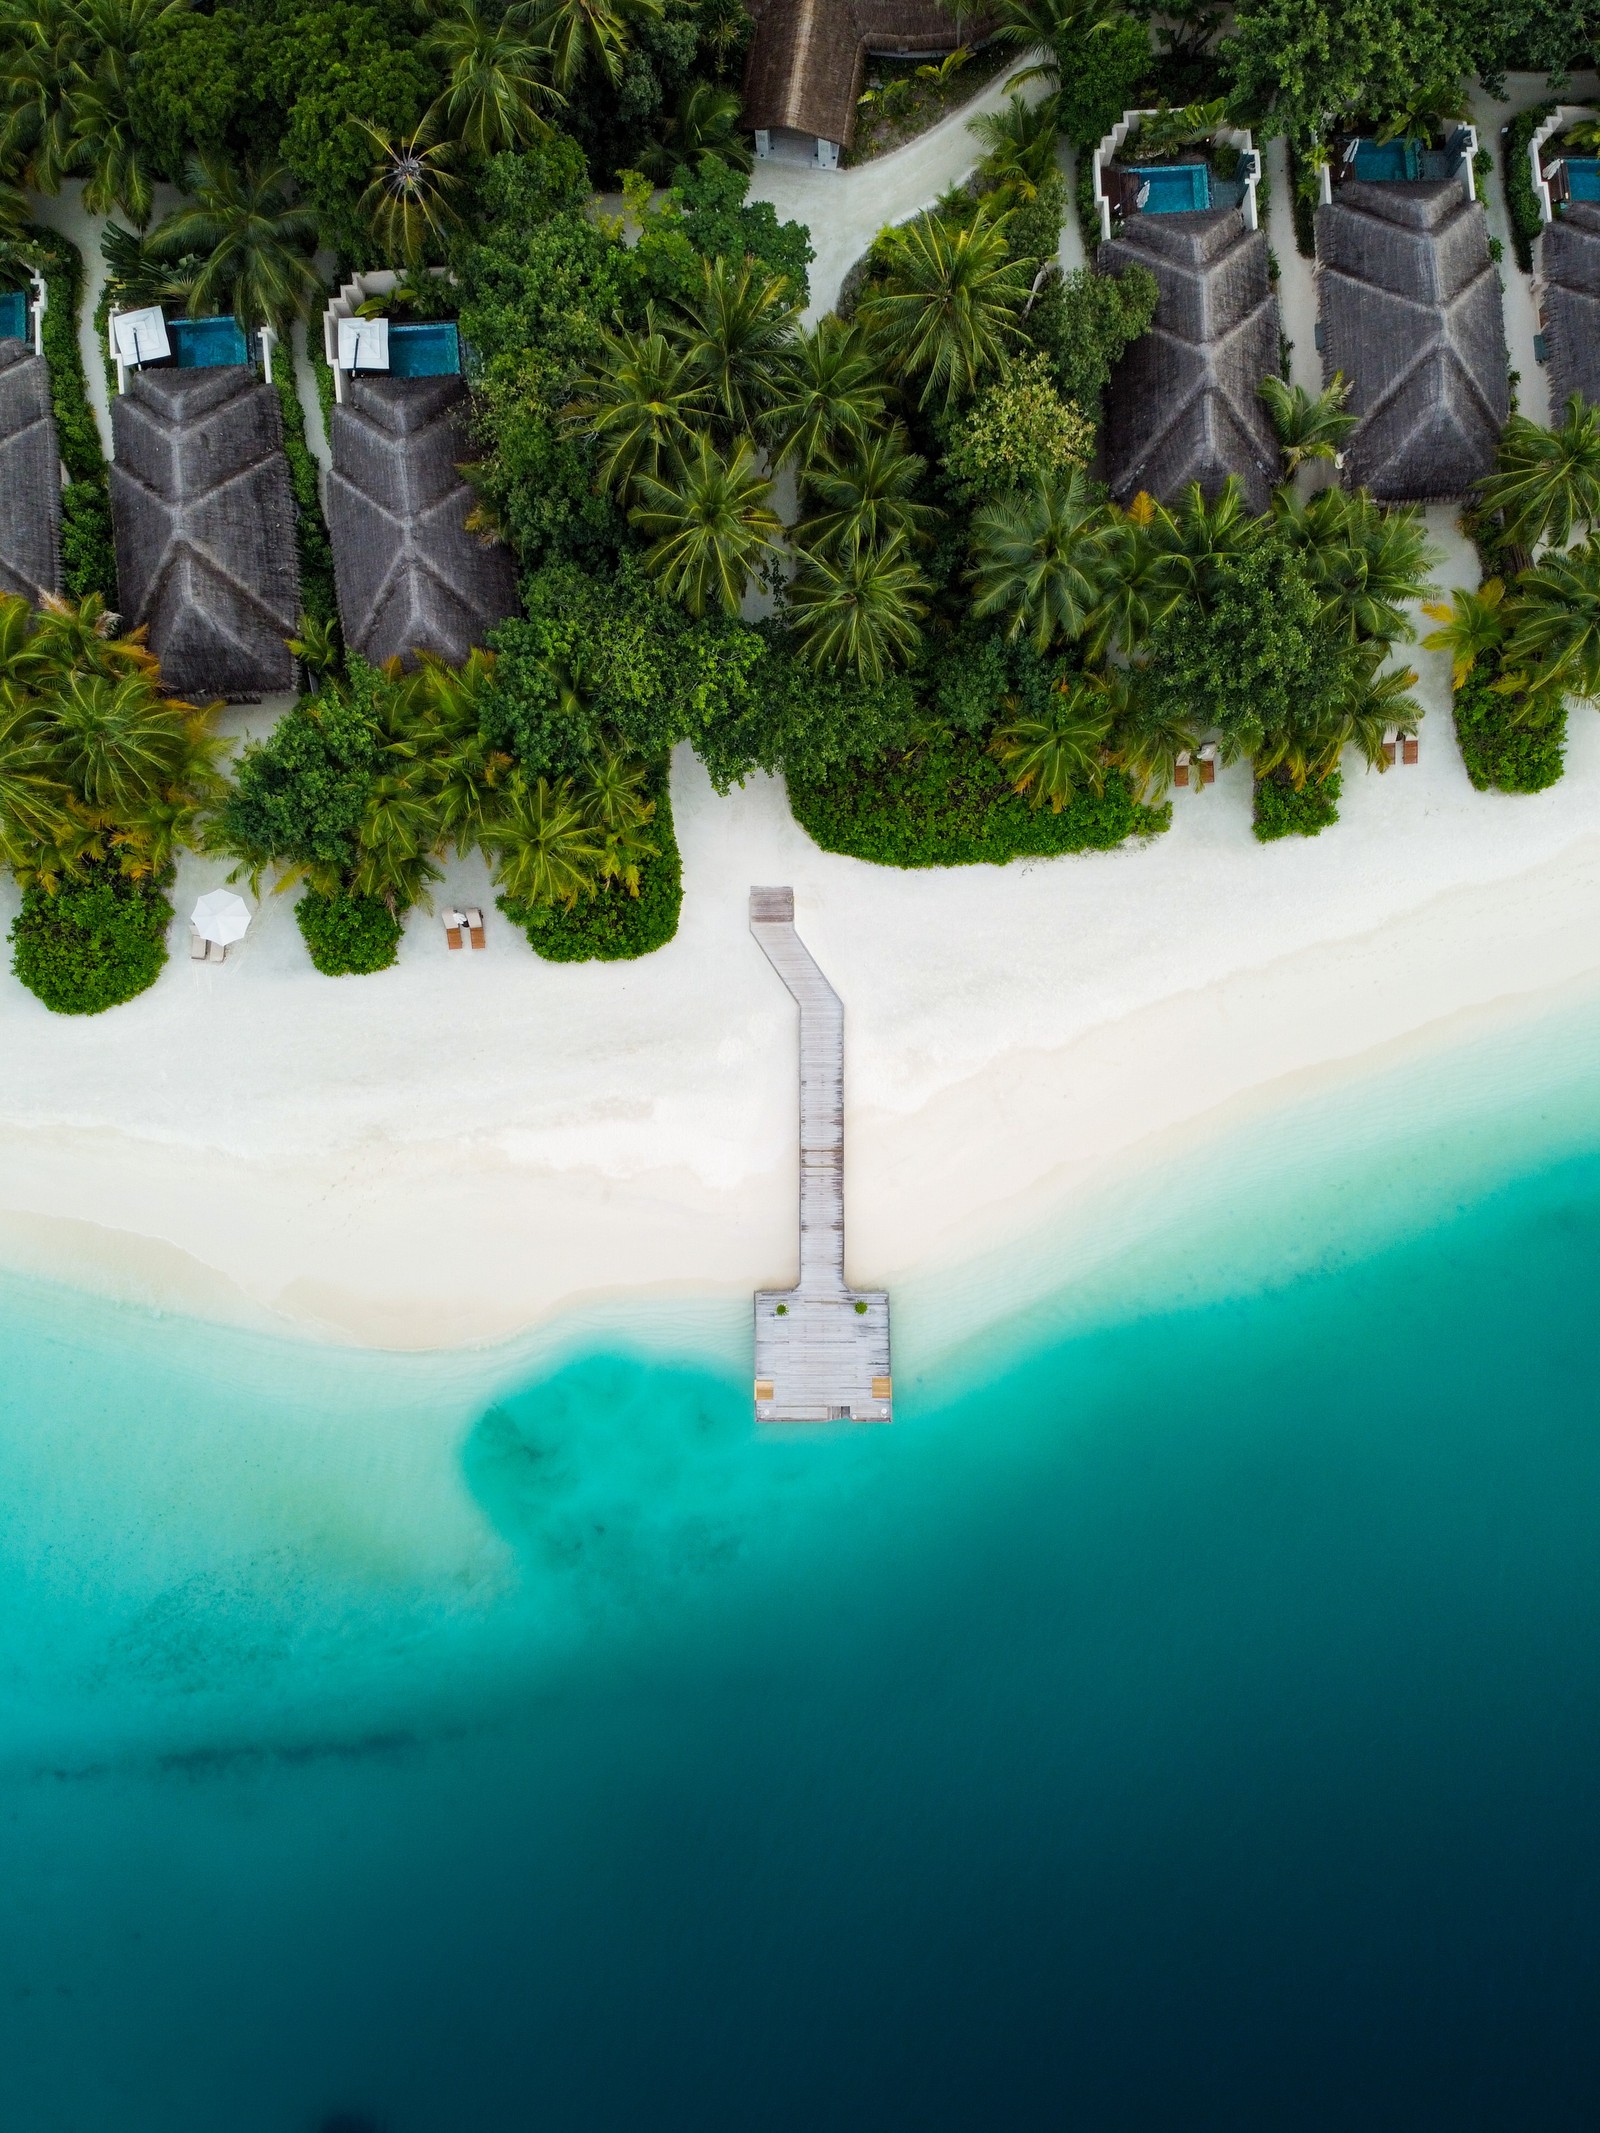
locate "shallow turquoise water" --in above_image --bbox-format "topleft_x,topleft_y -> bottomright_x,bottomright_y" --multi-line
5,999 -> 1600,2128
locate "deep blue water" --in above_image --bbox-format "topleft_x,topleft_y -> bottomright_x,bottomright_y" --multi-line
4,1032 -> 1600,2128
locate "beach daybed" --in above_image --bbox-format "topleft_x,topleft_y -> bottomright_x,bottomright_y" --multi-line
1538,201 -> 1600,411
1315,180 -> 1508,500
1100,209 -> 1281,511
0,329 -> 62,604
326,374 -> 517,670
109,365 -> 299,699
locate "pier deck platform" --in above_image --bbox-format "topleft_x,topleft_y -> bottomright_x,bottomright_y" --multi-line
750,886 -> 891,1423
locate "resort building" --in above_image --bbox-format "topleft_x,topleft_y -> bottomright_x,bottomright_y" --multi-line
1315,177 -> 1508,500
1099,209 -> 1281,511
0,278 -> 61,605
107,317 -> 299,700
1537,203 -> 1600,410
742,0 -> 988,169
322,276 -> 516,669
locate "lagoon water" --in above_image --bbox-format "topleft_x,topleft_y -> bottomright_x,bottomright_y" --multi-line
6,999 -> 1600,2129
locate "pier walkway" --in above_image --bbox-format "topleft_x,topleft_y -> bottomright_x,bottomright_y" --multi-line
750,887 -> 891,1423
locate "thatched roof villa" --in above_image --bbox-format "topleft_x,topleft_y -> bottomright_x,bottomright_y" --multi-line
1315,180 -> 1508,500
0,330 -> 62,605
109,365 -> 299,699
1099,208 -> 1281,511
743,0 -> 990,168
326,374 -> 517,670
1537,201 -> 1600,411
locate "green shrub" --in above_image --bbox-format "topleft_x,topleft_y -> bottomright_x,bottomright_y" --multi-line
7,228 -> 116,602
1252,770 -> 1341,841
1453,656 -> 1566,793
9,868 -> 171,1014
788,734 -> 1168,867
1055,14 -> 1150,149
59,481 -> 117,605
1504,102 -> 1554,274
273,365 -> 338,630
500,762 -> 682,961
1288,147 -> 1317,259
294,888 -> 403,975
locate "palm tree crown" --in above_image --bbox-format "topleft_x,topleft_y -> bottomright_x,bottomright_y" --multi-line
423,2 -> 563,155
148,157 -> 322,328
856,204 -> 1032,410
630,435 -> 782,617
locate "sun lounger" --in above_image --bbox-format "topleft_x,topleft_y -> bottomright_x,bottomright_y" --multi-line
466,907 -> 486,950
1402,734 -> 1418,765
189,927 -> 208,960
1197,743 -> 1217,786
443,908 -> 465,950
208,939 -> 226,963
1382,724 -> 1398,765
1174,749 -> 1191,789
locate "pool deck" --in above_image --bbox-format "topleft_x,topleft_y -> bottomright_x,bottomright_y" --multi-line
750,887 -> 891,1424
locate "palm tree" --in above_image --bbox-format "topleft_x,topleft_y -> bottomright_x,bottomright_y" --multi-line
1375,79 -> 1469,148
1476,397 -> 1600,557
568,318 -> 713,495
0,683 -> 79,870
487,772 -> 604,908
1421,580 -> 1507,687
1107,683 -> 1195,799
857,204 -> 1032,410
148,158 -> 321,328
1259,372 -> 1357,476
631,435 -> 782,616
1502,539 -> 1600,700
64,0 -> 187,226
1278,487 -> 1437,644
423,2 -> 563,155
1082,499 -> 1178,660
350,766 -> 444,910
0,0 -> 85,196
670,256 -> 801,438
786,534 -> 928,680
640,80 -> 752,182
767,317 -> 889,475
797,426 -> 936,558
354,120 -> 464,268
970,468 -> 1108,651
1142,477 -> 1263,608
531,0 -> 662,91
580,748 -> 656,893
988,0 -> 1115,90
968,92 -> 1059,197
46,668 -> 211,821
990,668 -> 1118,811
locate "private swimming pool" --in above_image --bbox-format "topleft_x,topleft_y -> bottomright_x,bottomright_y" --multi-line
169,316 -> 250,368
1354,139 -> 1422,182
389,321 -> 461,377
1568,157 -> 1600,202
0,288 -> 25,342
1130,163 -> 1211,212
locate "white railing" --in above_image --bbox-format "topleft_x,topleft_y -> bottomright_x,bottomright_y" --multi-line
321,267 -> 453,403
1319,124 -> 1481,209
1528,105 -> 1597,224
1091,109 -> 1259,242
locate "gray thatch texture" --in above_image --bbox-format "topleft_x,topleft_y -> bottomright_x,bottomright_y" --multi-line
1315,179 -> 1508,500
109,366 -> 299,699
743,0 -> 989,149
0,335 -> 62,604
1100,209 -> 1281,512
327,375 -> 517,671
1541,201 -> 1600,414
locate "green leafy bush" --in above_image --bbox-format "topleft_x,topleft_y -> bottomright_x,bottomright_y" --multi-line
1029,262 -> 1158,424
1504,102 -> 1555,274
294,888 -> 403,975
788,735 -> 1168,867
273,366 -> 338,629
59,481 -> 117,605
1055,14 -> 1151,149
501,765 -> 682,961
1452,656 -> 1566,792
9,868 -> 171,1014
7,229 -> 116,601
1253,770 -> 1341,841
219,675 -> 382,879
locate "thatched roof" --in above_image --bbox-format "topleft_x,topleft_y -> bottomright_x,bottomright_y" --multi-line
1315,180 -> 1508,500
1540,201 -> 1600,413
109,366 -> 298,699
1100,209 -> 1281,512
326,375 -> 517,671
743,0 -> 988,149
0,336 -> 61,605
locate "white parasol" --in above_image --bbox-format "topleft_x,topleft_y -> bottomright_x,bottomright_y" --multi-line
191,889 -> 252,946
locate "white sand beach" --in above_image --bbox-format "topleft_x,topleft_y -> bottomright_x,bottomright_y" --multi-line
5,501 -> 1600,1349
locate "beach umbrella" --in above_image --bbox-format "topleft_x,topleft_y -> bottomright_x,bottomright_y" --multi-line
191,889 -> 252,945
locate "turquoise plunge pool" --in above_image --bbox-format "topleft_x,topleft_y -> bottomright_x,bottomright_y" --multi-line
389,321 -> 461,376
169,316 -> 250,367
1130,164 -> 1211,212
0,288 -> 25,342
1568,157 -> 1600,203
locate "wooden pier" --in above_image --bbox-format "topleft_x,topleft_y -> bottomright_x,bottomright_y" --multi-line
751,887 -> 891,1423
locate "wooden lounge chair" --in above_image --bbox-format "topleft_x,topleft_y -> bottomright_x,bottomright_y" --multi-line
1174,749 -> 1191,788
1197,743 -> 1217,786
1382,724 -> 1398,765
443,908 -> 465,950
466,906 -> 486,950
189,926 -> 208,960
1401,733 -> 1419,765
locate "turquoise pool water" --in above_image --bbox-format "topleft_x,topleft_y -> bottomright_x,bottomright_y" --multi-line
169,316 -> 250,368
1130,162 -> 1210,212
1568,157 -> 1600,203
0,288 -> 26,342
6,993 -> 1600,2127
389,321 -> 460,377
1354,138 -> 1422,182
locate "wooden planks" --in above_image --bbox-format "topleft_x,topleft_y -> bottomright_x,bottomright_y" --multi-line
750,887 -> 891,1423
